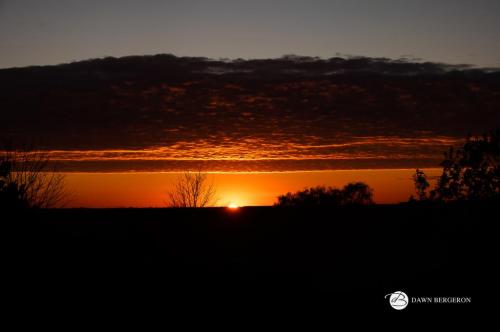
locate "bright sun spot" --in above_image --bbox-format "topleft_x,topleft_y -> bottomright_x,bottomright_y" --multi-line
227,203 -> 240,209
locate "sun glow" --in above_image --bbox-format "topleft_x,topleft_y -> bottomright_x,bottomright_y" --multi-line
227,203 -> 240,209
62,169 -> 443,208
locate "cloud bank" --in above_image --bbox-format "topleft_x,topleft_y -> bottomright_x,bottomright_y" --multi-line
1,54 -> 499,171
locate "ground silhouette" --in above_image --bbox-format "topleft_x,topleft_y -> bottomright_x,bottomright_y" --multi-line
5,204 -> 485,314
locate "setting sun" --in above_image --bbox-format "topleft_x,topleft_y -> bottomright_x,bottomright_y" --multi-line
227,203 -> 240,209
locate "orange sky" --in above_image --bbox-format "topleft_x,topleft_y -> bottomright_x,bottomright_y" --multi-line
64,169 -> 442,207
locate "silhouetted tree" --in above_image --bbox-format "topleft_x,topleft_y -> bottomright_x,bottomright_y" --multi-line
341,182 -> 374,205
0,149 -> 66,209
166,171 -> 217,207
412,168 -> 430,201
0,160 -> 29,209
412,129 -> 500,202
275,182 -> 373,207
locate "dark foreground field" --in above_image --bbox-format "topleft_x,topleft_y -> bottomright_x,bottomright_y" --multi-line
5,204 -> 489,315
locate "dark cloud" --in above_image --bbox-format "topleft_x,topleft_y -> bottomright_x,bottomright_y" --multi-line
1,54 -> 499,171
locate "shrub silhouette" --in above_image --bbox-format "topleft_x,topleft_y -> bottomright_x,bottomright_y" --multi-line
412,129 -> 500,202
0,149 -> 66,209
276,182 -> 373,207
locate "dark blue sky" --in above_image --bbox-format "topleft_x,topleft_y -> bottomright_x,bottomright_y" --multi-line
1,0 -> 499,68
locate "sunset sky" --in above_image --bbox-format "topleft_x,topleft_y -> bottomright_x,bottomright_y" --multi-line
64,169 -> 443,207
1,1 -> 499,207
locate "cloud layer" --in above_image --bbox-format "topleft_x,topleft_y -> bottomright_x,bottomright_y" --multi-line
1,54 -> 499,171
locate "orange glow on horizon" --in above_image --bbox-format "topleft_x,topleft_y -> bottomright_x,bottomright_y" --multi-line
62,169 -> 443,208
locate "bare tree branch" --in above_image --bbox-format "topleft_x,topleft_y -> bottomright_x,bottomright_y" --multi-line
0,148 -> 68,208
166,171 -> 217,207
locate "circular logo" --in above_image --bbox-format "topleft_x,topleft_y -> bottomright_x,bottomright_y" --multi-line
385,291 -> 409,310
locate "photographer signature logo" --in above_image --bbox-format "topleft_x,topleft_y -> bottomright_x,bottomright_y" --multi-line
385,291 -> 409,310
